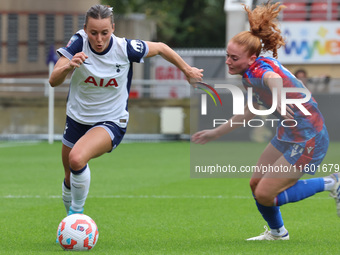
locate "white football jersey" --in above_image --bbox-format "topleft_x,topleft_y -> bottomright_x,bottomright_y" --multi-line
57,30 -> 149,128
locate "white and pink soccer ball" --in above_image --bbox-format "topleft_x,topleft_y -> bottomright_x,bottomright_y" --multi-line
57,214 -> 99,251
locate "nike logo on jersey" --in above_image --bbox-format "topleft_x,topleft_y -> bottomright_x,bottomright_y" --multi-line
83,61 -> 92,65
290,144 -> 304,157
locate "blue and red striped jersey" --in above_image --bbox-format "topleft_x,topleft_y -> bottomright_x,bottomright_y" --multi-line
243,56 -> 324,143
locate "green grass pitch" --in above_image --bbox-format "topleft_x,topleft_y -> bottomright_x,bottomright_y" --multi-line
0,141 -> 339,254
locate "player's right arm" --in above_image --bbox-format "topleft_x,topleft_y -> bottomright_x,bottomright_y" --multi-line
49,52 -> 88,87
145,41 -> 203,85
191,104 -> 256,144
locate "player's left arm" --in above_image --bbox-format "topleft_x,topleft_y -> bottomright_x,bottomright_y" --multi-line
263,71 -> 294,119
145,41 -> 203,85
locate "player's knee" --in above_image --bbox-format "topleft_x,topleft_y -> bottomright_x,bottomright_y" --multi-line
68,150 -> 86,171
254,189 -> 275,207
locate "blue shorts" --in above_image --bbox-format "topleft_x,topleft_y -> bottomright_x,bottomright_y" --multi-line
271,124 -> 329,175
62,116 -> 126,152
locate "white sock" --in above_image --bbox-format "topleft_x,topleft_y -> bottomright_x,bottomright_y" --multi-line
323,176 -> 336,191
271,225 -> 287,236
70,164 -> 91,212
62,180 -> 72,214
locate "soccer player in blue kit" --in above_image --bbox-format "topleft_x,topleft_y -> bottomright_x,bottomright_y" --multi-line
49,5 -> 203,217
192,2 -> 340,240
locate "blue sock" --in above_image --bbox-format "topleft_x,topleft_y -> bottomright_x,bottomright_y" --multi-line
255,201 -> 284,229
274,178 -> 324,206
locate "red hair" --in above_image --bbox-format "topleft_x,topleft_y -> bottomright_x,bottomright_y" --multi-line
231,2 -> 286,59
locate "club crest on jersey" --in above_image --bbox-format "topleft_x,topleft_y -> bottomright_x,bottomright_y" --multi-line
116,64 -> 121,73
84,76 -> 118,87
66,35 -> 78,48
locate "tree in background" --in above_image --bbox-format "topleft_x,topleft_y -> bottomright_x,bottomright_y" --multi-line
101,0 -> 226,48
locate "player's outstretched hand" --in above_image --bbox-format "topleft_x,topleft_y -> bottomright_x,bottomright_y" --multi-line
186,67 -> 204,88
192,129 -> 219,145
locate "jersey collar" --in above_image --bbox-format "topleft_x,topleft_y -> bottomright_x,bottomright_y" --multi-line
88,37 -> 113,55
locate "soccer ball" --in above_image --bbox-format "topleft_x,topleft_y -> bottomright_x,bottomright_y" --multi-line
57,214 -> 99,251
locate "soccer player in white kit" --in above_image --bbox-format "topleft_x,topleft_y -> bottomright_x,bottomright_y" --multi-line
49,5 -> 203,215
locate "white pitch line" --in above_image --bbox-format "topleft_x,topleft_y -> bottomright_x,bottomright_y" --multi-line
0,141 -> 40,148
1,194 -> 249,199
0,194 -> 331,200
